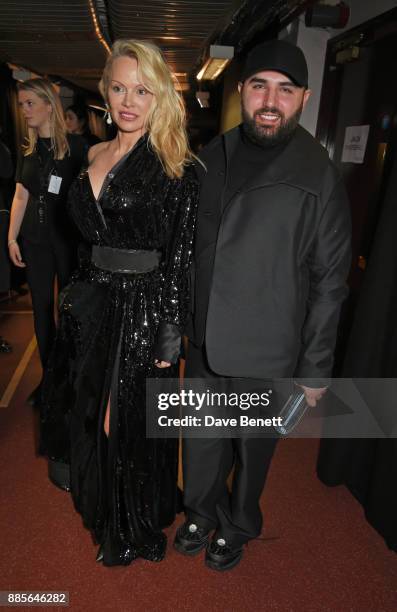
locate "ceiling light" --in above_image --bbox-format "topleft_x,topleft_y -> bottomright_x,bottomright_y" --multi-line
196,45 -> 234,81
88,0 -> 111,54
160,36 -> 183,41
172,72 -> 189,92
88,104 -> 107,112
10,66 -> 35,81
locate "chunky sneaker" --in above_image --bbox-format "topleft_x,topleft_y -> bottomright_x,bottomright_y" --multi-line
174,521 -> 211,556
205,537 -> 243,571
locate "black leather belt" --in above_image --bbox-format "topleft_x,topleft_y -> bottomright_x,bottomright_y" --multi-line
91,245 -> 161,274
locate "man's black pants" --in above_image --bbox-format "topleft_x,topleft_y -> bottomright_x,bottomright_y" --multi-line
21,238 -> 76,368
183,340 -> 278,547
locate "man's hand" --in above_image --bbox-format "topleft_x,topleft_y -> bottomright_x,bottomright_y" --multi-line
298,385 -> 327,407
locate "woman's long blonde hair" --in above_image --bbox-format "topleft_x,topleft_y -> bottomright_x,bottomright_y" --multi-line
99,39 -> 194,179
18,78 -> 69,160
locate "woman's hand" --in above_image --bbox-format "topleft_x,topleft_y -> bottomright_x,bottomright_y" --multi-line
8,241 -> 26,268
8,183 -> 29,267
154,359 -> 171,369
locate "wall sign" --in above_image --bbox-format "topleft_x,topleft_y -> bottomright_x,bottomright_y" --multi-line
341,125 -> 370,164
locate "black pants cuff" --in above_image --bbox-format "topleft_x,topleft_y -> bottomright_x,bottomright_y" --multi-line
185,511 -> 217,532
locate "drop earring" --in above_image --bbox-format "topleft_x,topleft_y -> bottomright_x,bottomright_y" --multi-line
105,106 -> 112,125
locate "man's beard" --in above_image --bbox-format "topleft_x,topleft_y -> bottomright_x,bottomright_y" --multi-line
241,103 -> 303,149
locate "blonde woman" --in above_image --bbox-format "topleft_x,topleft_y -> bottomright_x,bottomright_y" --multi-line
39,40 -> 199,566
8,78 -> 85,403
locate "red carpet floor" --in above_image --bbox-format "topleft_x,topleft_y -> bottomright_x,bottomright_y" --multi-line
1,296 -> 397,611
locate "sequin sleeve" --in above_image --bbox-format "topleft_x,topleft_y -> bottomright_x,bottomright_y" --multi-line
153,168 -> 199,364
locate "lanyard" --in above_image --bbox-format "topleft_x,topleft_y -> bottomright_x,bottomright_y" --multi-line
35,142 -> 57,224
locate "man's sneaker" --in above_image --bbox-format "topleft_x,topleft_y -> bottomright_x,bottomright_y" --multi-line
174,521 -> 211,556
205,536 -> 243,571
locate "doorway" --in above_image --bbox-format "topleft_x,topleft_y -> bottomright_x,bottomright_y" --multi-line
316,7 -> 397,367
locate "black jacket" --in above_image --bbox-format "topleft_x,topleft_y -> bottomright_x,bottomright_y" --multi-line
187,125 -> 351,383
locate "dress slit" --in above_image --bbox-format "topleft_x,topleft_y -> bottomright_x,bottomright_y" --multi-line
100,312 -> 128,564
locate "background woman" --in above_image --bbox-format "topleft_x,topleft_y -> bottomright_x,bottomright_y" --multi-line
65,103 -> 101,147
40,40 -> 198,566
8,78 -> 85,403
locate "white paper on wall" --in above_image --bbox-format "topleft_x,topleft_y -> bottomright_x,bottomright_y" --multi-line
341,125 -> 370,164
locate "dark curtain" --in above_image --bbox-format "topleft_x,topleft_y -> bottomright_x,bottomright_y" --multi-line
317,133 -> 397,553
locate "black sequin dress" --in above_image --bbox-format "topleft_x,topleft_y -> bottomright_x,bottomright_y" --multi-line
40,135 -> 198,565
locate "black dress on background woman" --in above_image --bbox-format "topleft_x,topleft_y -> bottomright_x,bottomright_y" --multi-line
40,134 -> 198,565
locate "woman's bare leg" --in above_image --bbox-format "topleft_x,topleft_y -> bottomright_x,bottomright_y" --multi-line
96,396 -> 111,562
104,397 -> 110,436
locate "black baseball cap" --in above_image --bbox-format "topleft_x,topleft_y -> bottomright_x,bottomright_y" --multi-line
240,39 -> 309,88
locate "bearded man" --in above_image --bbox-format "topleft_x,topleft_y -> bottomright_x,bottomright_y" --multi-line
174,40 -> 351,571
